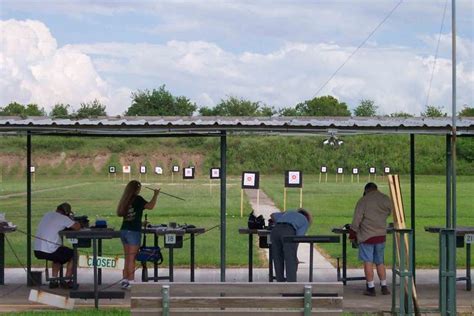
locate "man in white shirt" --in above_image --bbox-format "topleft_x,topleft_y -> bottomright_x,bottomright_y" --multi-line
34,202 -> 80,288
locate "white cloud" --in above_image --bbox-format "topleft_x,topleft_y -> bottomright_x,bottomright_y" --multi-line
0,19 -> 126,114
1,17 -> 472,117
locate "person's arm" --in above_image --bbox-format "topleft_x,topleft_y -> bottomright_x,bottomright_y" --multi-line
70,222 -> 81,230
351,199 -> 364,233
144,188 -> 160,210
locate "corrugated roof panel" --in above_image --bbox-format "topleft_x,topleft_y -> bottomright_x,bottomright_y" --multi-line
0,116 -> 472,135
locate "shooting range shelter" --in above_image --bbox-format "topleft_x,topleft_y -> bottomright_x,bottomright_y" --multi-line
1,115 -> 473,307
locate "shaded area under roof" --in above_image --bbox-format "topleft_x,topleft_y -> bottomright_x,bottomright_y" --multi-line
0,116 -> 473,136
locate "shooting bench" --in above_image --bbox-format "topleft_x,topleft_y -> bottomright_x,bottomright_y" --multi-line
131,282 -> 343,315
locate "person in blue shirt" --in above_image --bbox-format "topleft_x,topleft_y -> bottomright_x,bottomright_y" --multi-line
270,208 -> 312,282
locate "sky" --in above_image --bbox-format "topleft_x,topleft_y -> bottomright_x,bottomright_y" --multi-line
0,0 -> 473,116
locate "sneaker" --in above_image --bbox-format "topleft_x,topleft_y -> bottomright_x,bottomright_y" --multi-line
60,280 -> 74,289
381,285 -> 391,295
121,280 -> 131,290
49,280 -> 59,289
363,287 -> 376,297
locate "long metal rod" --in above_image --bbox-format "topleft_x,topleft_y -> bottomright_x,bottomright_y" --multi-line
446,135 -> 452,227
145,187 -> 185,201
220,131 -> 227,282
26,131 -> 32,285
410,134 -> 416,282
450,0 -> 457,229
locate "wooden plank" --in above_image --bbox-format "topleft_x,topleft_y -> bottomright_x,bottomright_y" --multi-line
28,289 -> 75,310
132,282 -> 343,297
131,296 -> 343,309
132,310 -> 342,316
387,174 -> 420,315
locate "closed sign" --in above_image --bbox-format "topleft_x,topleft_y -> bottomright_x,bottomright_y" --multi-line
79,255 -> 124,270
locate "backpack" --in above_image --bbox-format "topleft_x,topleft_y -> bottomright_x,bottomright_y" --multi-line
248,211 -> 265,229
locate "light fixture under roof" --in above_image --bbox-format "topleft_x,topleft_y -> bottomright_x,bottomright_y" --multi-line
323,130 -> 343,146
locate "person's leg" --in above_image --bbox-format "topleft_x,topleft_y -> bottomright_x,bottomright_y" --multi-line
359,243 -> 376,296
364,261 -> 374,282
52,262 -> 60,278
376,263 -> 386,280
284,239 -> 298,282
271,228 -> 285,282
126,244 -> 139,281
373,242 -> 390,294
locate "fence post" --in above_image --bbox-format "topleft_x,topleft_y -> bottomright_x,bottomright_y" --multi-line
162,285 -> 170,316
304,285 -> 312,316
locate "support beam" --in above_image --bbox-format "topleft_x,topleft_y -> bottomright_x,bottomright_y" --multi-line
410,134 -> 416,282
220,131 -> 227,282
26,131 -> 32,285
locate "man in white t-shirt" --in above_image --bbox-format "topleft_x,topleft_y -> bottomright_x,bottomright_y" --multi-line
34,202 -> 80,288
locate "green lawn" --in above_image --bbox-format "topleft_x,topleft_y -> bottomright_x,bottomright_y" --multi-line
1,174 -> 256,268
1,174 -> 473,269
261,174 -> 474,267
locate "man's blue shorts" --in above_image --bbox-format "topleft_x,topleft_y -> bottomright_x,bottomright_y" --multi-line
358,242 -> 385,264
120,230 -> 142,246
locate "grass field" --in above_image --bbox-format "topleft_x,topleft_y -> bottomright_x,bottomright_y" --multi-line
1,174 -> 473,269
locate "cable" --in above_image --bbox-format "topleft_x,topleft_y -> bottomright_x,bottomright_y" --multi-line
425,0 -> 449,108
313,0 -> 404,98
1,235 -> 38,299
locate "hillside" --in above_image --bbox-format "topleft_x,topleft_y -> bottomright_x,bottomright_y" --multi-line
0,134 -> 473,176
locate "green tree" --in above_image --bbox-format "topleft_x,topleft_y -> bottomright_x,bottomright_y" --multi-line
127,85 -> 196,116
278,107 -> 299,116
458,105 -> 474,117
421,105 -> 446,117
76,99 -> 107,118
389,112 -> 414,118
199,96 -> 275,116
0,102 -> 45,116
294,95 -> 351,116
0,102 -> 26,116
353,99 -> 378,117
50,104 -> 71,118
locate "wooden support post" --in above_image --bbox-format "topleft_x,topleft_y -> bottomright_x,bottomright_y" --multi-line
240,189 -> 244,218
283,188 -> 287,211
319,173 -> 322,183
388,174 -> 420,314
256,189 -> 260,213
325,173 -> 328,183
299,188 -> 303,208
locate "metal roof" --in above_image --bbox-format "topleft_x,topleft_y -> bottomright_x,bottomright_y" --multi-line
0,116 -> 473,136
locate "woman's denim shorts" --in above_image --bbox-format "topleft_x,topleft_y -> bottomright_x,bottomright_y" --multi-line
120,230 -> 142,246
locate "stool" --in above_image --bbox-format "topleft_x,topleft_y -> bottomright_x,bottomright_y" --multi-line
44,260 -> 72,283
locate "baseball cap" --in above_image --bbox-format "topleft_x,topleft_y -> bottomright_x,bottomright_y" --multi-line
57,202 -> 73,215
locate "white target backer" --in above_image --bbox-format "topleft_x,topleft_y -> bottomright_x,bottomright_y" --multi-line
140,166 -> 146,174
122,165 -> 131,174
155,166 -> 163,175
241,171 -> 259,189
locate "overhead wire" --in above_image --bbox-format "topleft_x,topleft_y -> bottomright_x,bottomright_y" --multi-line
424,0 -> 449,108
313,0 -> 404,98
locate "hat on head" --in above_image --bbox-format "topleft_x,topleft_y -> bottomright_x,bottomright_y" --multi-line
57,202 -> 73,215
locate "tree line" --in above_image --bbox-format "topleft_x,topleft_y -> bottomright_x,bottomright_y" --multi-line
1,84 -> 473,118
